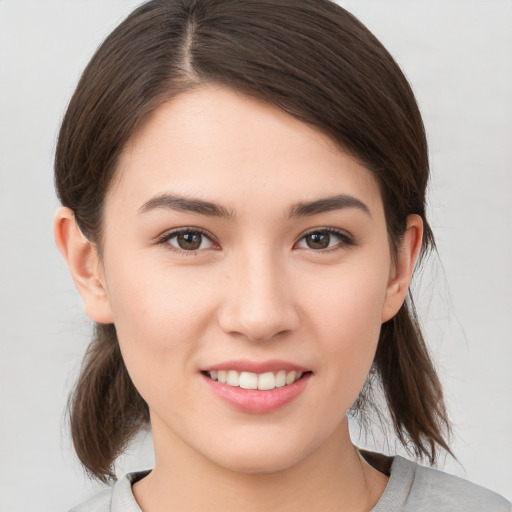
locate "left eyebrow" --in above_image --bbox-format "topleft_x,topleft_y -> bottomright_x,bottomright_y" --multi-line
138,193 -> 235,220
287,194 -> 371,218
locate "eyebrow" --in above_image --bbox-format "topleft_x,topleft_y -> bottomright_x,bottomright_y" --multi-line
287,194 -> 371,218
139,193 -> 235,220
138,192 -> 370,220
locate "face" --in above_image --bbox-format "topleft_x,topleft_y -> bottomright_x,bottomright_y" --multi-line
89,86 -> 415,473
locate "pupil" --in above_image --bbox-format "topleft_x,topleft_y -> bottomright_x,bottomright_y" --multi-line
178,232 -> 201,250
307,232 -> 330,249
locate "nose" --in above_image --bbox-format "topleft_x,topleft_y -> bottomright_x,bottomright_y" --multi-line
217,249 -> 300,342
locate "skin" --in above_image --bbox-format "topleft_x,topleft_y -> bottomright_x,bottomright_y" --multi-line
55,86 -> 423,512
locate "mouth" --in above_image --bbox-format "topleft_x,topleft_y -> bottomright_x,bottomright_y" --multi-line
200,360 -> 312,413
201,369 -> 308,391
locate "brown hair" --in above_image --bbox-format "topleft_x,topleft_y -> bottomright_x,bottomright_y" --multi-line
55,0 -> 451,482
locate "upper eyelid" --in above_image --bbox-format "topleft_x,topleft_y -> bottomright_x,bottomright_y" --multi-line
156,226 -> 353,247
301,226 -> 348,235
297,226 -> 352,240
158,226 -> 214,239
294,227 -> 355,249
157,226 -> 218,246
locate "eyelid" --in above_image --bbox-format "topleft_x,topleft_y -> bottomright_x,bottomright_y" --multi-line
156,226 -> 219,252
155,226 -> 354,253
294,227 -> 355,251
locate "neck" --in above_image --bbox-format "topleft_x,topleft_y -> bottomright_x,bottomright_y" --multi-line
133,417 -> 388,512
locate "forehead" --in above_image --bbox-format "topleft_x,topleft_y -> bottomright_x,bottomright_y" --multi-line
110,86 -> 383,218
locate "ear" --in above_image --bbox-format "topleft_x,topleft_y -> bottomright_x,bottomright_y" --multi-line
381,214 -> 424,323
54,207 -> 114,324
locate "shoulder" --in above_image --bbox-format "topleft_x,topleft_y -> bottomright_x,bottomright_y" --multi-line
375,456 -> 511,512
67,471 -> 149,512
67,488 -> 112,512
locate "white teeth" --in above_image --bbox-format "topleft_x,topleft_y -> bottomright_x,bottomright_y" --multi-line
275,370 -> 287,388
207,369 -> 304,390
227,370 -> 240,387
286,370 -> 297,385
258,372 -> 276,391
239,371 -> 258,389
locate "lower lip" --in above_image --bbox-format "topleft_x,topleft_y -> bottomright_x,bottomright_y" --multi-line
202,373 -> 311,414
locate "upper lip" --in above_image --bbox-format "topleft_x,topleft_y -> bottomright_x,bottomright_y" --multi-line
201,359 -> 310,374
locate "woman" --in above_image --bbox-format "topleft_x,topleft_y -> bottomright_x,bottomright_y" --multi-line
53,0 -> 510,510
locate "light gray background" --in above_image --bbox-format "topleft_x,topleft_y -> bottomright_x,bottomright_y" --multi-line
0,1 -> 511,510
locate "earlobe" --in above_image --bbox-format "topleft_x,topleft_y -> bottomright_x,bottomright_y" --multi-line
54,207 -> 114,324
381,214 -> 424,323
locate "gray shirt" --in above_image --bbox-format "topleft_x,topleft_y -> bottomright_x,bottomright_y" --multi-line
69,456 -> 511,511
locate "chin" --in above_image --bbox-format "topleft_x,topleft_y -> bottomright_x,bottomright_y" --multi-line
216,450 -> 303,475
200,431 -> 318,475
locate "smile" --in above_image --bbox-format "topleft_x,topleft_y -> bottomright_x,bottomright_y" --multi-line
205,370 -> 304,390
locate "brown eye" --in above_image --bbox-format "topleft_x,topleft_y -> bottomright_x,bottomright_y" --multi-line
305,232 -> 331,249
296,229 -> 353,251
177,232 -> 202,250
166,230 -> 214,251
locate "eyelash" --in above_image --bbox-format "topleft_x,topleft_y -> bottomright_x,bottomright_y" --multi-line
294,228 -> 355,252
157,227 -> 219,255
156,227 -> 355,255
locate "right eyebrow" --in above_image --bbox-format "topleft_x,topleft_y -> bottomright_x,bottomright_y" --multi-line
138,192 -> 236,220
287,194 -> 371,218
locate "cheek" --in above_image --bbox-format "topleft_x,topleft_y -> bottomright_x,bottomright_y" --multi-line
101,256 -> 219,395
302,261 -> 389,390
305,257 -> 389,337
105,251 -> 217,337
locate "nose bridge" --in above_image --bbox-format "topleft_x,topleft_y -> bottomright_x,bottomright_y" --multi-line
218,243 -> 298,341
